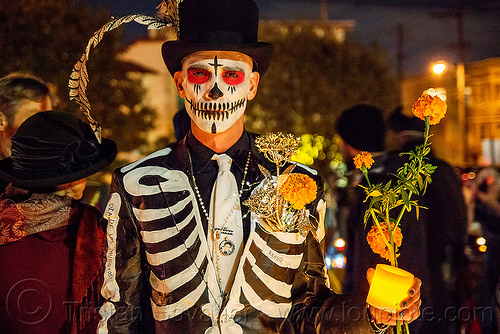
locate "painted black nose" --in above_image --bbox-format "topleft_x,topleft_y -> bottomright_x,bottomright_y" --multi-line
208,83 -> 224,100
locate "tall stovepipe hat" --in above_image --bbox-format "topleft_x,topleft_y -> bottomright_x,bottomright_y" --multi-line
161,0 -> 274,77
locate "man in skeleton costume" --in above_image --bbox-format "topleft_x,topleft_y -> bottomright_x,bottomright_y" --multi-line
98,0 -> 421,333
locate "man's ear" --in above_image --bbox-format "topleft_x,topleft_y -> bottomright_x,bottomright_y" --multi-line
174,71 -> 186,98
0,112 -> 7,131
246,71 -> 260,101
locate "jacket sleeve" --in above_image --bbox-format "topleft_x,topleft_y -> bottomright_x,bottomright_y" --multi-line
288,174 -> 375,333
98,171 -> 145,334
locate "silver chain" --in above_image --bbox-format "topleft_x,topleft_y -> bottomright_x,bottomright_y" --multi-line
191,151 -> 251,229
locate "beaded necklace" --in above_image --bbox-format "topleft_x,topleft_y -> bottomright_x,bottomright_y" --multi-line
190,151 -> 251,235
189,150 -> 251,298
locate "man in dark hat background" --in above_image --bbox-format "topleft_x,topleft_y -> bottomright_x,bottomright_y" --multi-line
98,1 -> 421,333
0,110 -> 117,333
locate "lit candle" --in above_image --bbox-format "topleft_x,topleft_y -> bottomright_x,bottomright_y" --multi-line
366,264 -> 414,313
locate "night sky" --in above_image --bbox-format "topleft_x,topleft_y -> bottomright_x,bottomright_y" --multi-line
93,0 -> 500,76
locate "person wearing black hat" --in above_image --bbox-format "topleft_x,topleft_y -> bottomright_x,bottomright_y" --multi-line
387,106 -> 468,334
0,72 -> 55,193
0,110 -> 117,333
97,1 -> 421,333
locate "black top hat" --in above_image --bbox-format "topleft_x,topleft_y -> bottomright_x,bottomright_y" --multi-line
0,110 -> 117,189
335,104 -> 387,152
162,0 -> 274,77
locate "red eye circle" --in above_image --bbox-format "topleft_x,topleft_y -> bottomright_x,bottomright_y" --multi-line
188,68 -> 210,84
223,71 -> 245,85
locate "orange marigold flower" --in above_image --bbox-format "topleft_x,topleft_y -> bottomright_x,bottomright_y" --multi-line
366,223 -> 403,261
279,173 -> 317,210
353,151 -> 374,170
411,91 -> 447,125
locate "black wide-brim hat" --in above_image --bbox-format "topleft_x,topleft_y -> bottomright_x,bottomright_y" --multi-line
162,0 -> 274,77
0,110 -> 117,189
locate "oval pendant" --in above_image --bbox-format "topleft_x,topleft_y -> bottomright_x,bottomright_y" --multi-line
219,239 -> 235,256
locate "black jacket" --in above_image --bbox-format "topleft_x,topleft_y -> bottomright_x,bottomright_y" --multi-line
98,132 -> 374,333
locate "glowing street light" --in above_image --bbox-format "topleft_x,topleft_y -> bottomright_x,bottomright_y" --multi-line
432,62 -> 447,75
431,60 -> 468,164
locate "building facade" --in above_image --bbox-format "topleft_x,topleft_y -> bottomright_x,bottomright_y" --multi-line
401,57 -> 500,167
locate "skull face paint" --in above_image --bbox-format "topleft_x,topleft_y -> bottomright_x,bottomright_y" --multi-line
177,51 -> 256,134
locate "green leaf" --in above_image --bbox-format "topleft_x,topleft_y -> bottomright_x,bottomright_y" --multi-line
368,189 -> 383,197
401,189 -> 409,203
417,174 -> 424,190
405,182 -> 417,194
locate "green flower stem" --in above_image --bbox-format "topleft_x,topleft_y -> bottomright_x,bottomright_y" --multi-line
396,319 -> 402,334
394,192 -> 412,230
361,166 -> 371,187
385,206 -> 398,268
423,117 -> 430,147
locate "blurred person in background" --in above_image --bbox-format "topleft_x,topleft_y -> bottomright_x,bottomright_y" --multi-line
0,72 -> 54,159
388,106 -> 468,334
465,166 -> 500,334
0,73 -> 55,193
0,110 -> 116,334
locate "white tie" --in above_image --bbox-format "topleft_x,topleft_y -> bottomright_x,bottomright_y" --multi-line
209,154 -> 243,295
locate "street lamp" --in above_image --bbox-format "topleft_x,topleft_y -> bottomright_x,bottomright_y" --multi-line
432,63 -> 446,75
431,60 -> 467,165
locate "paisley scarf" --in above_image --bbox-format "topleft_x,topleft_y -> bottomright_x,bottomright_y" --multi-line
0,191 -> 105,333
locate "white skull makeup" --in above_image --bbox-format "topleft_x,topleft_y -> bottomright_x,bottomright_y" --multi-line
177,52 -> 256,134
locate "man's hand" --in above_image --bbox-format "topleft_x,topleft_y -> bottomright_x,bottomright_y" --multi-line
366,267 -> 422,325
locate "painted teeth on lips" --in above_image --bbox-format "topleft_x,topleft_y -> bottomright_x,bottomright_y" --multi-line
195,98 -> 246,113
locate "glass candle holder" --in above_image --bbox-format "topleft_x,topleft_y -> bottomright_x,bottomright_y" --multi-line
366,264 -> 414,313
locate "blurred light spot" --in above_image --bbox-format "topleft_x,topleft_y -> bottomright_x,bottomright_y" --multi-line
433,63 -> 446,74
325,256 -> 332,269
334,254 -> 346,268
334,238 -> 346,251
476,237 -> 486,246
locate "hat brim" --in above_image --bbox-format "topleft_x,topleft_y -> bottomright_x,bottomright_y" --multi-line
0,138 -> 117,189
162,40 -> 274,77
